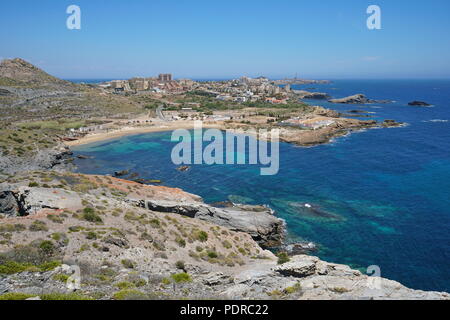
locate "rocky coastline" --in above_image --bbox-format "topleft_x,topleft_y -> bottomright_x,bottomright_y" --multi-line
0,172 -> 448,300
0,58 -> 444,300
0,144 -> 74,176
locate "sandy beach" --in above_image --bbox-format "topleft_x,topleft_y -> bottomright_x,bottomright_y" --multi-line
64,120 -> 223,147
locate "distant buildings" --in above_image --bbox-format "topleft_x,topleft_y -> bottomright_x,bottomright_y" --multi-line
158,74 -> 172,82
110,80 -> 131,92
104,72 -> 198,94
129,78 -> 149,91
105,74 -> 293,104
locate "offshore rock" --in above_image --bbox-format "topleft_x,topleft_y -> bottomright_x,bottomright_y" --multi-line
408,101 -> 431,107
329,94 -> 391,104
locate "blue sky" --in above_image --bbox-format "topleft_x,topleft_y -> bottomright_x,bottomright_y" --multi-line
1,0 -> 450,79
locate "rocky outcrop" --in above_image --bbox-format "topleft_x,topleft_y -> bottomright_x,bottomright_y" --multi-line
274,256 -> 317,277
408,101 -> 431,107
296,90 -> 331,100
221,255 -> 450,300
312,106 -> 340,117
114,170 -> 129,177
329,94 -> 391,104
0,191 -> 21,216
381,119 -> 404,127
130,199 -> 285,248
0,145 -> 73,175
0,88 -> 12,96
0,187 -> 82,217
0,172 -> 448,300
282,242 -> 318,255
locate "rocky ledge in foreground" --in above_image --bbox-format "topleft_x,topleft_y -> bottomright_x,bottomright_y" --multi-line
0,172 -> 448,300
0,173 -> 285,249
129,199 -> 285,248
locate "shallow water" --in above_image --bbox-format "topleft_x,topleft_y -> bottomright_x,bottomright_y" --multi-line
72,80 -> 450,292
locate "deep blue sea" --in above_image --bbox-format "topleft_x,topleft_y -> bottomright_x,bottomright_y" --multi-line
72,80 -> 450,292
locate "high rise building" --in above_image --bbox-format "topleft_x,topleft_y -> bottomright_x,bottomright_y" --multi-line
158,74 -> 172,82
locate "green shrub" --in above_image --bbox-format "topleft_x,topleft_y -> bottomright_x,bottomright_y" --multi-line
0,260 -> 60,274
0,293 -> 35,300
121,259 -> 135,269
207,250 -> 218,259
29,220 -> 48,232
277,252 -> 290,265
0,261 -> 33,274
149,219 -> 160,228
28,182 -> 39,187
68,226 -> 83,232
82,208 -> 102,223
86,231 -> 97,240
284,282 -> 302,294
171,272 -> 192,283
175,237 -> 186,248
175,260 -> 185,270
39,260 -> 61,272
39,240 -> 55,255
133,279 -> 147,287
194,230 -> 208,242
222,240 -> 232,249
40,293 -> 93,300
0,224 -> 26,233
116,281 -> 135,289
47,214 -> 64,224
113,289 -> 147,300
53,273 -> 70,282
51,233 -> 62,241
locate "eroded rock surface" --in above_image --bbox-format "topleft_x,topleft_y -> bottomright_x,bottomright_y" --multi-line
0,191 -> 20,216
0,187 -> 82,217
329,94 -> 391,104
132,199 -> 285,248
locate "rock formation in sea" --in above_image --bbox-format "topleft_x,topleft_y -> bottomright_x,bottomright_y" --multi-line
408,101 -> 432,107
329,94 -> 391,104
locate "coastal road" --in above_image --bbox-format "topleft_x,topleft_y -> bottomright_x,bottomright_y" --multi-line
156,105 -> 166,121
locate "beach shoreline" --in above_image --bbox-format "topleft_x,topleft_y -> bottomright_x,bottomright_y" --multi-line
65,120 -> 222,147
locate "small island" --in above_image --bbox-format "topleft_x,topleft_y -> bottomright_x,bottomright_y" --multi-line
408,101 -> 432,107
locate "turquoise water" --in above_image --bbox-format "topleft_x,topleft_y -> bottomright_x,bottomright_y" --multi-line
72,80 -> 450,292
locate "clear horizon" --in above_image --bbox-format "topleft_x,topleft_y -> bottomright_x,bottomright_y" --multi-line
1,0 -> 450,79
